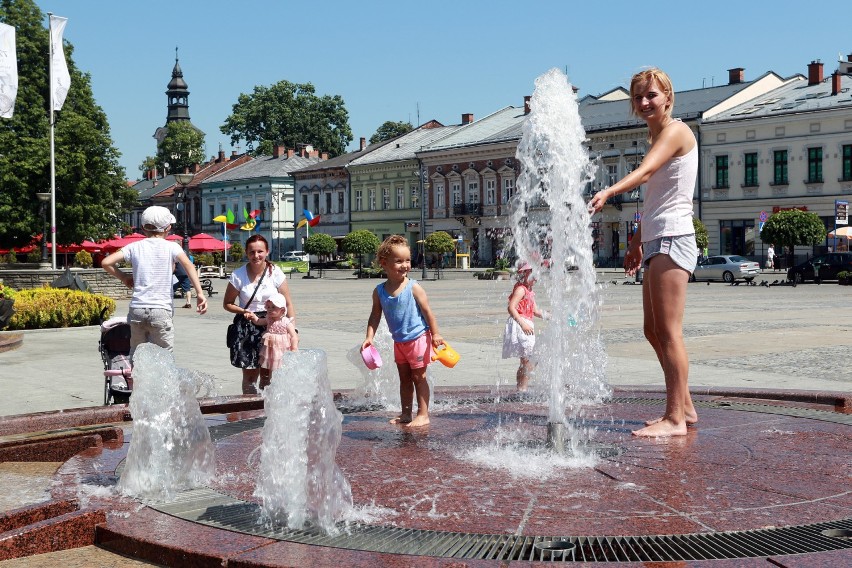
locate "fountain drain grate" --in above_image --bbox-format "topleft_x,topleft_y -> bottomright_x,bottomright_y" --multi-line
151,489 -> 852,562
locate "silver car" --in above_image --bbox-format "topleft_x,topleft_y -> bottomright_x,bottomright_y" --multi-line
692,255 -> 760,283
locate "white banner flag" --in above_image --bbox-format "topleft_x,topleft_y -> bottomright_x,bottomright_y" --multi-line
0,23 -> 17,119
49,15 -> 70,111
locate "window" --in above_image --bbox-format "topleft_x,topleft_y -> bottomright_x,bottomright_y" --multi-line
220,203 -> 226,214
452,182 -> 461,205
466,180 -> 480,204
382,187 -> 390,209
369,189 -> 376,210
502,177 -> 515,203
744,152 -> 758,187
485,178 -> 496,205
719,219 -> 756,256
715,155 -> 729,188
773,150 -> 788,184
313,194 -> 320,213
245,201 -> 252,213
302,195 -> 308,210
325,193 -> 332,214
355,190 -> 362,211
436,183 -> 445,208
338,191 -> 344,213
396,186 -> 404,209
606,164 -> 618,187
411,186 -> 419,209
208,204 -> 215,223
807,147 -> 823,183
843,145 -> 852,181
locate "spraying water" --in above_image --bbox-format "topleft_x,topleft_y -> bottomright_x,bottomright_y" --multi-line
118,343 -> 216,502
255,349 -> 352,535
511,68 -> 611,450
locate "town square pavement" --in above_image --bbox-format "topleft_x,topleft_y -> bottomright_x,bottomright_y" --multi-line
0,270 -> 849,417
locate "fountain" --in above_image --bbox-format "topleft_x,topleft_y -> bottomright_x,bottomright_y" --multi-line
510,68 -> 611,454
117,343 -> 216,502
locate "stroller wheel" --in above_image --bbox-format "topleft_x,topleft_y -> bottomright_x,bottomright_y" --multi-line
104,379 -> 111,405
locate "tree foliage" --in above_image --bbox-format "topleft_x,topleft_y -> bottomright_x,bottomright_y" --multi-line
156,121 -> 205,172
304,232 -> 336,277
424,231 -> 456,254
369,120 -> 413,145
342,230 -> 380,256
693,217 -> 709,251
0,0 -> 136,248
760,210 -> 826,252
220,80 -> 353,158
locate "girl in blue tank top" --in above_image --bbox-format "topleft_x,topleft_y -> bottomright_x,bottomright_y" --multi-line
362,235 -> 444,428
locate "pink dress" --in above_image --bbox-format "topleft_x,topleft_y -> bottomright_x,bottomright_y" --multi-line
258,317 -> 292,370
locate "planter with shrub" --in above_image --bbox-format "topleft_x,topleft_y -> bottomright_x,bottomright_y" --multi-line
838,271 -> 851,285
3,287 -> 115,330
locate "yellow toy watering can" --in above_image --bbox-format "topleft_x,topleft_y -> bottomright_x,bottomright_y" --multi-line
431,342 -> 460,368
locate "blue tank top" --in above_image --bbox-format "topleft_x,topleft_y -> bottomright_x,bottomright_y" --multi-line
377,279 -> 427,342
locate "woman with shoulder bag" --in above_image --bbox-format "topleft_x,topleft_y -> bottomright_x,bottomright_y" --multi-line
223,234 -> 297,393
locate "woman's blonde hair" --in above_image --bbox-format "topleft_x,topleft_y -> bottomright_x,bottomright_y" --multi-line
629,67 -> 675,119
377,234 -> 409,263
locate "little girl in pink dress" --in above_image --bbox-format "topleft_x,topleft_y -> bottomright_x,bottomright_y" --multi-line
251,292 -> 299,370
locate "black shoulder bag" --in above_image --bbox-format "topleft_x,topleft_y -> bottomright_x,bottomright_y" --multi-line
226,267 -> 267,368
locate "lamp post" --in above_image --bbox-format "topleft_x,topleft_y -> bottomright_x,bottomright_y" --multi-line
36,192 -> 51,268
416,164 -> 429,280
174,173 -> 195,252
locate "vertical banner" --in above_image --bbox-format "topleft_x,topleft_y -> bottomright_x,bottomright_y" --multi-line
835,200 -> 848,226
0,23 -> 17,118
49,15 -> 70,111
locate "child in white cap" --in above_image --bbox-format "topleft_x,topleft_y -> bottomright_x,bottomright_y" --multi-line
249,292 -> 298,370
502,261 -> 544,391
102,205 -> 208,359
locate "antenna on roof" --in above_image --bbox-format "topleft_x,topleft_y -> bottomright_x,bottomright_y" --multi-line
416,102 -> 420,127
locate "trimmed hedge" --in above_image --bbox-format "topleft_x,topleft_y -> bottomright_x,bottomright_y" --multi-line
5,288 -> 116,330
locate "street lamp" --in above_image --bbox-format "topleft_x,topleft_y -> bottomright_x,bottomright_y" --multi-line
174,173 -> 195,252
36,192 -> 51,268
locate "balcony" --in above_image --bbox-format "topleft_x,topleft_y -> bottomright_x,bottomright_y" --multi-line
452,203 -> 482,216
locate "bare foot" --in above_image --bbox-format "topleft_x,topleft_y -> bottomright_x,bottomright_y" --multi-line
632,418 -> 688,437
389,414 -> 412,425
405,415 -> 430,427
645,411 -> 698,427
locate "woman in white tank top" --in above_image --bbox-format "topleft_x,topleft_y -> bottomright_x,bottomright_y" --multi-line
588,68 -> 698,437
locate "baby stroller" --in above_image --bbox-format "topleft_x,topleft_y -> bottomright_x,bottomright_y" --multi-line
99,310 -> 133,405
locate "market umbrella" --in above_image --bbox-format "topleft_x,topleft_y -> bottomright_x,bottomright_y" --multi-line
827,226 -> 852,239
188,232 -> 227,253
100,232 -> 146,252
165,234 -> 183,243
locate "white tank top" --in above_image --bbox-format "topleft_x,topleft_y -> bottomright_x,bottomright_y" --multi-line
642,142 -> 697,241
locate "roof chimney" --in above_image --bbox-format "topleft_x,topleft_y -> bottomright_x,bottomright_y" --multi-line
287,148 -> 295,158
272,144 -> 286,158
524,96 -> 531,115
321,152 -> 328,160
461,113 -> 474,125
360,137 -> 366,151
727,67 -> 744,85
231,150 -> 238,158
807,60 -> 824,86
832,71 -> 842,96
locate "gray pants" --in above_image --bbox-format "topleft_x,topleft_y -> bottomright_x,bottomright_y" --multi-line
128,307 -> 174,360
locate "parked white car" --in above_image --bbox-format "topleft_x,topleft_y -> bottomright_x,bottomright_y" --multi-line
692,255 -> 760,283
281,251 -> 310,262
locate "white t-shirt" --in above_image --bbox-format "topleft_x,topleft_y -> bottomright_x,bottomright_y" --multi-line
122,238 -> 184,310
229,264 -> 286,312
642,139 -> 698,241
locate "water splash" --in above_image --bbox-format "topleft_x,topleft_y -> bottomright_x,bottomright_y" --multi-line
255,349 -> 352,536
118,343 -> 216,502
511,68 -> 611,447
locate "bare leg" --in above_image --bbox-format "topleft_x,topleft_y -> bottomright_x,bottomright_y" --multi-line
242,369 -> 261,394
390,363 -> 414,424
640,259 -> 697,427
517,357 -> 533,391
632,254 -> 694,437
258,368 -> 271,391
406,366 -> 431,427
183,289 -> 192,308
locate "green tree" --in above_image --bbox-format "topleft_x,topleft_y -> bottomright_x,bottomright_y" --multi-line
693,218 -> 709,252
229,240 -> 244,262
760,209 -> 825,266
157,121 -> 205,172
221,80 -> 353,157
342,230 -> 380,277
304,232 -> 336,278
424,231 -> 456,279
0,0 -> 136,249
369,120 -> 413,145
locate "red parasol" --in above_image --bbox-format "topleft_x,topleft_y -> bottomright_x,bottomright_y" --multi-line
100,232 -> 147,252
189,232 -> 228,253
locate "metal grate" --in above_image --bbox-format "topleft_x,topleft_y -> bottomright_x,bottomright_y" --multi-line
151,490 -> 852,562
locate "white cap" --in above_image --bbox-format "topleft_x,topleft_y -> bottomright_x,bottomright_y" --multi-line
140,206 -> 175,232
266,292 -> 287,309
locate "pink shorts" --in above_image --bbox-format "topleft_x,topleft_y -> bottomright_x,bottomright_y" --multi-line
394,331 -> 433,369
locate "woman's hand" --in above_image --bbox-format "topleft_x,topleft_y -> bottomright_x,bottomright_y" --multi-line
587,189 -> 611,215
624,243 -> 643,276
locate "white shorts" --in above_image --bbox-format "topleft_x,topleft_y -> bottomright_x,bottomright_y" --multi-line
502,316 -> 535,359
643,234 -> 698,273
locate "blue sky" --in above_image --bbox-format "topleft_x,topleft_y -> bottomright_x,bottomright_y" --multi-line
34,0 -> 851,180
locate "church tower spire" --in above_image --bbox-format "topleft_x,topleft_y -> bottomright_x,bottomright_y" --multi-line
166,46 -> 190,122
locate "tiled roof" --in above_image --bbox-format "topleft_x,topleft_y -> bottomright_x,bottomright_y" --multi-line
291,138 -> 398,174
202,154 -> 321,184
348,123 -> 461,166
705,74 -> 852,122
419,107 -> 526,152
132,174 -> 176,200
